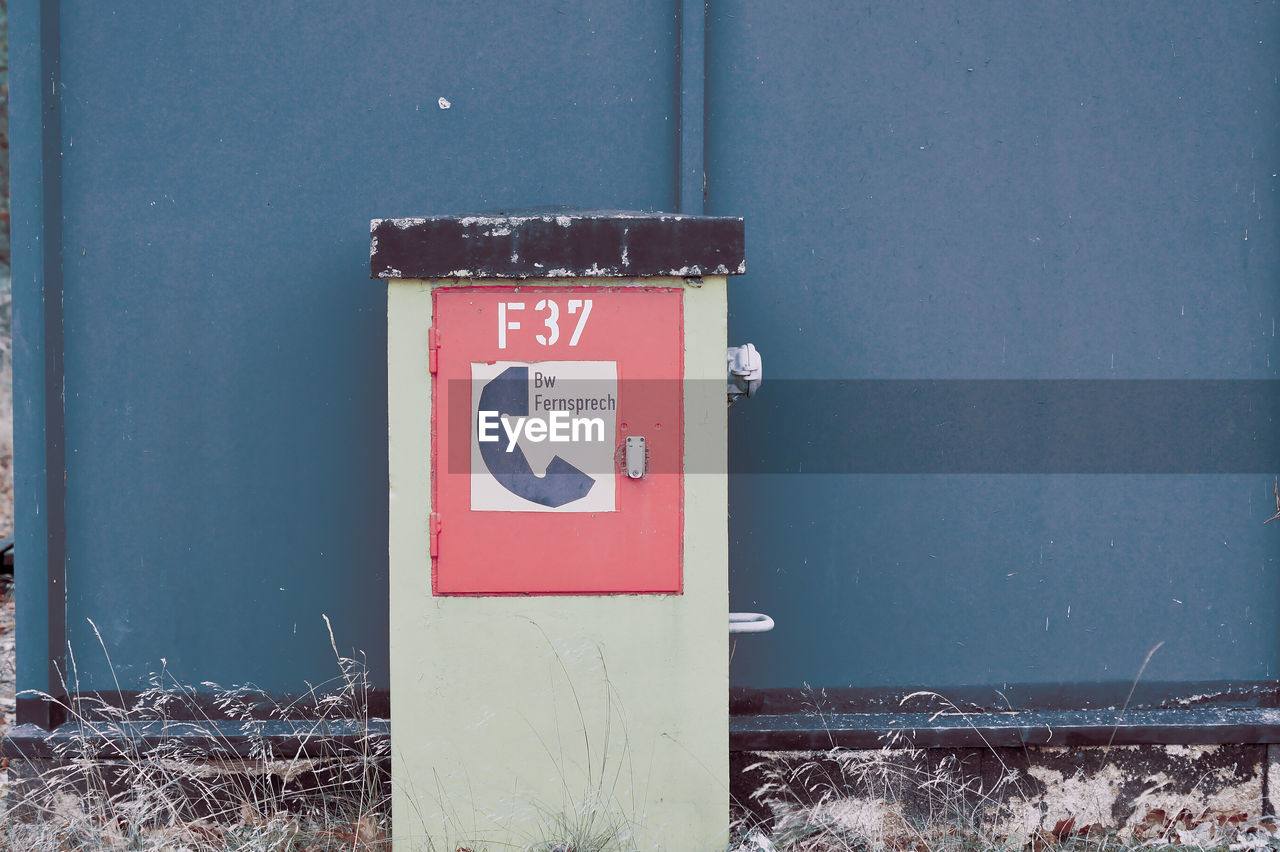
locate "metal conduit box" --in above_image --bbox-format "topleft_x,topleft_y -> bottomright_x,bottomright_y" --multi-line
372,211 -> 744,850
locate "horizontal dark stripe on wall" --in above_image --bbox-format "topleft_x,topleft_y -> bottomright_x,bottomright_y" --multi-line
729,380 -> 1280,474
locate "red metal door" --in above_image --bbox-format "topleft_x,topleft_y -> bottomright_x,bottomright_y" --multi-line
433,286 -> 684,594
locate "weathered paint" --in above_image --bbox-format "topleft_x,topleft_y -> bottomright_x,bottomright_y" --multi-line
982,745 -> 1264,840
737,744 -> 1267,847
371,213 -> 744,279
387,275 -> 727,850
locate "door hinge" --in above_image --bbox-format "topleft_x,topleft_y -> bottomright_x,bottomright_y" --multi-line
429,512 -> 441,557
428,327 -> 440,374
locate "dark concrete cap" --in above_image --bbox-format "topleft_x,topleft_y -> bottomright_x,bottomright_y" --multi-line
370,210 -> 745,279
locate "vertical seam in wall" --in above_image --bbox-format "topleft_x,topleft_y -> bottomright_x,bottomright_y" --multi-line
13,0 -> 66,726
702,0 -> 710,211
41,0 -> 67,721
11,0 -> 45,724
676,0 -> 706,214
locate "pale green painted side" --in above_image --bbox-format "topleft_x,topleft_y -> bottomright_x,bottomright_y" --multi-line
387,277 -> 729,851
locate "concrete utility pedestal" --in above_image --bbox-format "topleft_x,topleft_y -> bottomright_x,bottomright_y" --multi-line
372,211 -> 745,851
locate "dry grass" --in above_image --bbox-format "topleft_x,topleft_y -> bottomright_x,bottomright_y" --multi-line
727,643 -> 1280,852
0,616 -> 389,851
0,618 -> 643,852
730,687 -> 1280,852
736,734 -> 1012,852
3,624 -> 1276,851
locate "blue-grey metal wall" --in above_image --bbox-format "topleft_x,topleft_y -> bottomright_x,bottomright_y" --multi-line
13,0 -> 685,714
12,0 -> 1280,726
713,1 -> 1280,711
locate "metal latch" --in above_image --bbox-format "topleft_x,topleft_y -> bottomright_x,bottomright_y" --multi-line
625,436 -> 646,479
727,343 -> 763,404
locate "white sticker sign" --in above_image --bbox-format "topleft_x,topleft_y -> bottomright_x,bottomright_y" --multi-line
469,361 -> 617,512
